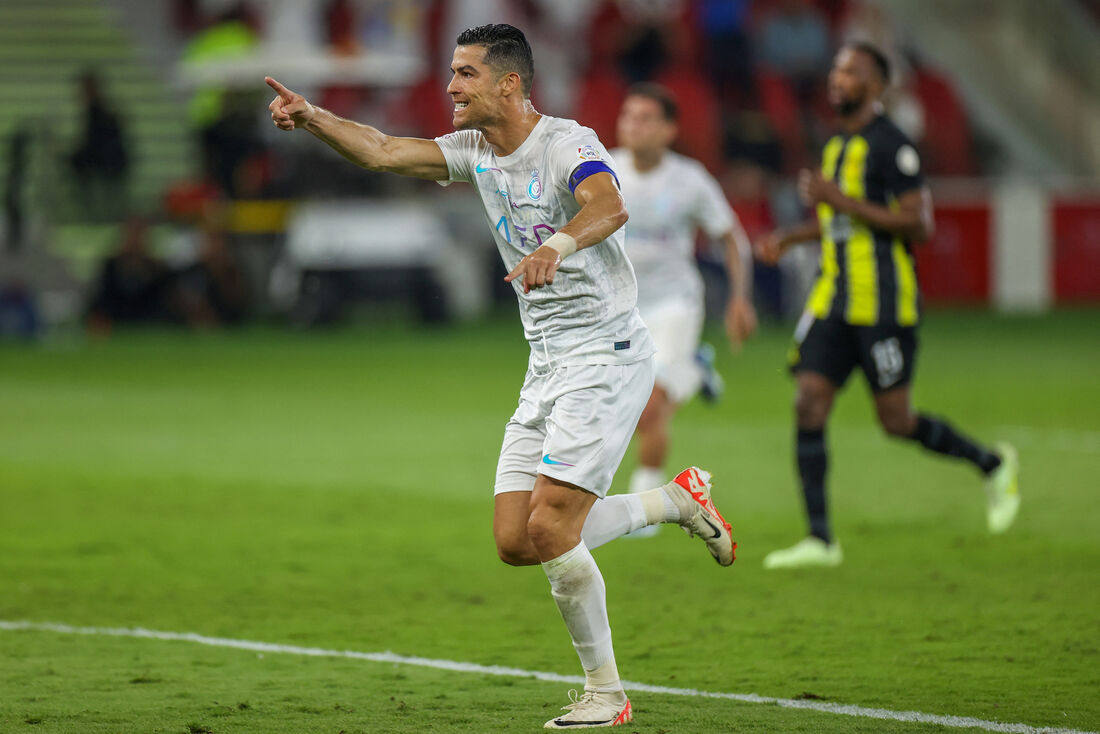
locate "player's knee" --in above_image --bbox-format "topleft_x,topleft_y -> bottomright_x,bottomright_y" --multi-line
794,389 -> 828,428
496,542 -> 536,566
525,514 -> 552,552
525,507 -> 566,554
493,529 -> 538,566
878,408 -> 915,438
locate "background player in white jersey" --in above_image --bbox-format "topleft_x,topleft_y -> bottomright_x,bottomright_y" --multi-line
265,24 -> 736,729
612,84 -> 757,525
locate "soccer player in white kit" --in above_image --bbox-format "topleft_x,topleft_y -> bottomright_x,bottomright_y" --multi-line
266,24 -> 736,728
612,84 -> 757,521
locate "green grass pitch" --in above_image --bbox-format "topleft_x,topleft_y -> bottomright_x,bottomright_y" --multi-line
1,309 -> 1098,733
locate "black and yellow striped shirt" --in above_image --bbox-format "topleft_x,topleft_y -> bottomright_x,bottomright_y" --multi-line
806,115 -> 924,327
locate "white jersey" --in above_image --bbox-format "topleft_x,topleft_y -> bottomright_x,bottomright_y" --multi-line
436,116 -> 653,371
611,148 -> 735,308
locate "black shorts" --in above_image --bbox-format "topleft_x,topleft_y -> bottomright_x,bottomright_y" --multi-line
789,315 -> 918,392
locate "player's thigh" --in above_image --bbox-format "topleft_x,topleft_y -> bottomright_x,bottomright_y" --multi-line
539,359 -> 655,498
789,313 -> 859,389
527,474 -> 599,553
856,325 -> 918,393
493,490 -> 535,558
494,369 -> 550,496
637,383 -> 674,433
639,299 -> 705,404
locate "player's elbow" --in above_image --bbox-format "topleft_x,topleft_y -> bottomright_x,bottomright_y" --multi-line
910,218 -> 934,244
918,215 -> 935,244
609,198 -> 629,232
366,156 -> 398,174
363,135 -> 400,173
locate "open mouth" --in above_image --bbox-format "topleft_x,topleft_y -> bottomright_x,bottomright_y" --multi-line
454,102 -> 468,110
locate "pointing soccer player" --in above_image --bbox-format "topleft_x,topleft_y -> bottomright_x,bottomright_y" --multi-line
266,24 -> 736,728
756,42 -> 1019,570
611,83 -> 757,531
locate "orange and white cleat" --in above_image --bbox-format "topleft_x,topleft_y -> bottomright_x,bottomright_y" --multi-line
665,467 -> 737,566
544,689 -> 632,728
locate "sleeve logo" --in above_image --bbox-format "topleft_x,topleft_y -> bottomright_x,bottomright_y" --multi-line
896,145 -> 921,176
577,145 -> 602,161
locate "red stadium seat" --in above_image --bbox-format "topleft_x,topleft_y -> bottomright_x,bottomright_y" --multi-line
755,68 -> 810,173
654,67 -> 723,174
572,68 -> 629,149
913,66 -> 976,176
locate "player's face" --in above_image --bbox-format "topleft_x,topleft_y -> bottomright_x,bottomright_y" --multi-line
827,47 -> 876,116
446,45 -> 503,130
616,96 -> 675,153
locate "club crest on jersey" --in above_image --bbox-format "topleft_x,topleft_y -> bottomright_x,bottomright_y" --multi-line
577,145 -> 601,161
527,169 -> 542,200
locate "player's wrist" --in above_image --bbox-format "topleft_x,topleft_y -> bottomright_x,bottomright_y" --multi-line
543,232 -> 577,259
300,104 -> 322,130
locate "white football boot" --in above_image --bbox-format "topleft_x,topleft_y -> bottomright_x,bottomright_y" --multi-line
986,442 -> 1020,534
664,467 -> 737,566
544,688 -> 632,729
763,536 -> 843,570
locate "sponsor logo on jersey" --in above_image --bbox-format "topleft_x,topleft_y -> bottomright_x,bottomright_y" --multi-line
475,161 -> 501,174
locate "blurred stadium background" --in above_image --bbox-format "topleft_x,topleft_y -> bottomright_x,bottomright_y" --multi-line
0,0 -> 1096,331
2,2 -> 1099,733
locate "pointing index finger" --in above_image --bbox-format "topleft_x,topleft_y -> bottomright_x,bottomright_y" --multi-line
265,76 -> 293,100
503,258 -> 525,283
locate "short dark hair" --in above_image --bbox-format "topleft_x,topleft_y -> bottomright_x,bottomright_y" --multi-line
625,82 -> 678,122
844,41 -> 891,86
456,24 -> 534,98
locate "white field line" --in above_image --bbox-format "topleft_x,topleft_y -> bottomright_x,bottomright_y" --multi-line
2,619 -> 1094,734
995,426 -> 1100,455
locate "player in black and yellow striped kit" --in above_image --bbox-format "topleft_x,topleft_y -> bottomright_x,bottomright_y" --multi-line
756,42 -> 1020,569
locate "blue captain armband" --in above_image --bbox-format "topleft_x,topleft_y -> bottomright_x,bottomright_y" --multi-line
568,161 -> 619,193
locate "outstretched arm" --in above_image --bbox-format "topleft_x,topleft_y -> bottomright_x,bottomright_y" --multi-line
754,219 -> 821,265
504,173 -> 627,294
265,77 -> 449,181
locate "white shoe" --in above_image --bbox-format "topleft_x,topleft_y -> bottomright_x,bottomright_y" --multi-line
986,442 -> 1020,534
763,536 -> 842,570
664,467 -> 737,566
544,688 -> 632,728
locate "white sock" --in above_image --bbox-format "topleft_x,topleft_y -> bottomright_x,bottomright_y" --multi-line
542,542 -> 621,692
628,466 -> 664,495
581,495 -> 647,549
629,466 -> 679,525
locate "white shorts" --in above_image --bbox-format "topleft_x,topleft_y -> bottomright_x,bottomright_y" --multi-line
638,298 -> 704,404
494,359 -> 655,498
